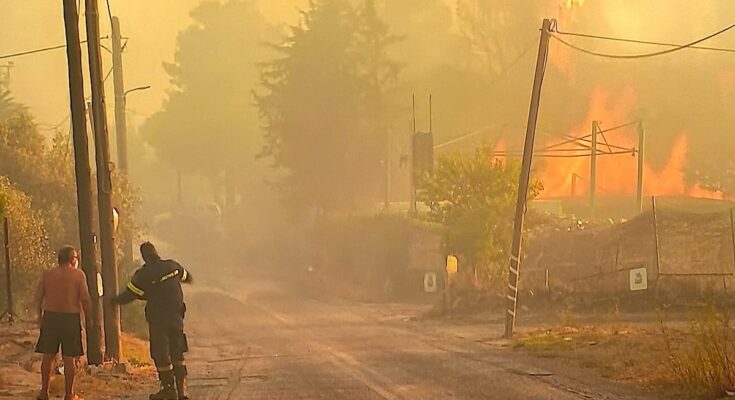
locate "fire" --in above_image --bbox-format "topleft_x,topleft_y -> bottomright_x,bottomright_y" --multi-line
536,87 -> 720,200
562,0 -> 585,8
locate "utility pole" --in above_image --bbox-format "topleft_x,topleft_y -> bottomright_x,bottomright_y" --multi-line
111,16 -> 133,270
62,0 -> 103,365
409,95 -> 416,215
385,129 -> 391,212
589,120 -> 599,210
504,18 -> 552,339
636,121 -> 645,213
85,0 -> 122,362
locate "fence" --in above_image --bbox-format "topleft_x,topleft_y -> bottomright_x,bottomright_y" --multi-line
522,197 -> 735,298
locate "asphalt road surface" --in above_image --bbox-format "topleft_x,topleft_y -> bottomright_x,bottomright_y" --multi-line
127,272 -> 653,400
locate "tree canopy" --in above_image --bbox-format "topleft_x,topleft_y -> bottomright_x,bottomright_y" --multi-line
256,0 -> 401,213
418,146 -> 543,286
142,1 -> 276,183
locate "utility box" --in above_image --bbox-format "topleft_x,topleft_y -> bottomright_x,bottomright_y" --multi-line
413,131 -> 434,177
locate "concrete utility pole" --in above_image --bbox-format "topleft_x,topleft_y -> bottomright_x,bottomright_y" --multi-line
589,120 -> 599,209
504,19 -> 552,339
111,16 -> 133,270
636,121 -> 645,213
62,0 -> 103,365
85,0 -> 122,362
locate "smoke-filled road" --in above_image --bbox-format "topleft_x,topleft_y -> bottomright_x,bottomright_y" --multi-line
126,272 -> 652,400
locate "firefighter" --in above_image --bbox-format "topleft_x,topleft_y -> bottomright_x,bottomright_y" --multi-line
112,242 -> 192,400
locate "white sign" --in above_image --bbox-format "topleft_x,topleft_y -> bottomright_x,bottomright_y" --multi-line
97,272 -> 104,296
629,267 -> 648,291
424,272 -> 438,293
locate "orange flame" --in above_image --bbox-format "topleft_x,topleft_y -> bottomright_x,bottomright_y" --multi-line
536,86 -> 720,200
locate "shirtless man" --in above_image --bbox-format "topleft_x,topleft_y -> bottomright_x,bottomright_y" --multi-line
33,246 -> 91,400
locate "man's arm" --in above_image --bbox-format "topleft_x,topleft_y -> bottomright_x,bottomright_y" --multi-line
175,262 -> 193,284
111,269 -> 147,306
33,272 -> 45,326
78,270 -> 92,319
111,286 -> 139,306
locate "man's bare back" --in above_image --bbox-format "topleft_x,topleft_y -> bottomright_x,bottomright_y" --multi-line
36,265 -> 90,314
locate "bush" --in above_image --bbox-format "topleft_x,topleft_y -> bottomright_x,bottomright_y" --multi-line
0,177 -> 53,315
418,145 -> 543,290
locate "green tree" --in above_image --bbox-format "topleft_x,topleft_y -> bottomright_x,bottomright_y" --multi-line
0,113 -> 141,253
256,0 -> 401,213
418,145 -> 543,287
142,0 -> 276,206
0,177 -> 52,315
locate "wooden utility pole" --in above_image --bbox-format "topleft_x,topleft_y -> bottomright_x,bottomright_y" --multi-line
111,16 -> 133,269
636,121 -> 645,213
85,0 -> 122,362
62,0 -> 103,365
589,120 -> 599,209
504,19 -> 552,338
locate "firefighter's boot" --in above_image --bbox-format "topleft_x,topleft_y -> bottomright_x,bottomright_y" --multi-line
174,365 -> 189,400
150,370 -> 177,400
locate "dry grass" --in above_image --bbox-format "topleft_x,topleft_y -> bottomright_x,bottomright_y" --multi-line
516,309 -> 735,399
659,309 -> 735,398
45,333 -> 155,399
515,324 -> 668,386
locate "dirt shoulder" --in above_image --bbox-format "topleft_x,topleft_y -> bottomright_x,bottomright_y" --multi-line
422,304 -> 734,400
0,321 -> 154,400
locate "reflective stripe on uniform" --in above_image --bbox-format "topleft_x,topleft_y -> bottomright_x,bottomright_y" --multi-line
127,281 -> 145,296
181,269 -> 188,282
157,364 -> 173,372
159,269 -> 180,283
173,360 -> 186,367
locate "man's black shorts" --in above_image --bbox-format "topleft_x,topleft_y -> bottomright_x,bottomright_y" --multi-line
35,311 -> 83,357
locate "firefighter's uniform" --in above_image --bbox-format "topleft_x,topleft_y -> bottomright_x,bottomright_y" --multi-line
114,259 -> 192,400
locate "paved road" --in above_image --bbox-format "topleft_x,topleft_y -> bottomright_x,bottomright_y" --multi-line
126,272 -> 653,400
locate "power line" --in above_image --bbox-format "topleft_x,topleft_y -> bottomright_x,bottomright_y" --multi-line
556,29 -> 735,55
551,21 -> 735,59
0,43 -> 80,60
105,0 -> 114,25
0,37 -> 111,61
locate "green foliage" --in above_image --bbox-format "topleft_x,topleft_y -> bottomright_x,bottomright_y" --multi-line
0,114 -> 78,249
256,0 -> 401,213
0,109 -> 142,315
0,177 -> 52,314
418,145 -> 542,287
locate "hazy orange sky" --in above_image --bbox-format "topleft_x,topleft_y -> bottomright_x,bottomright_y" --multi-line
0,1 -> 310,132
